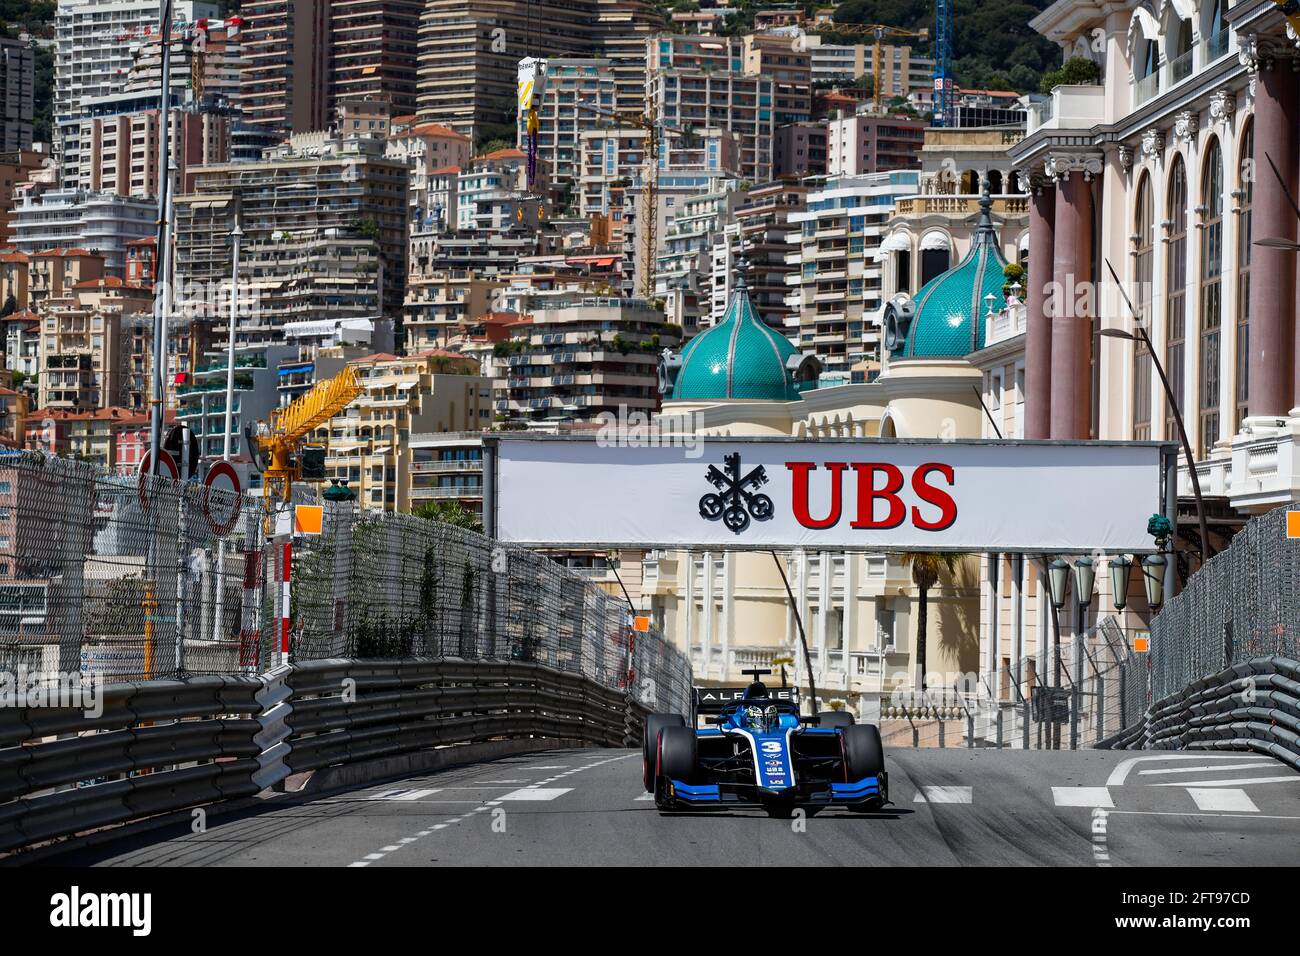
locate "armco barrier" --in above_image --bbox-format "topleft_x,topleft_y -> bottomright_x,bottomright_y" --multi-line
1097,655 -> 1300,771
0,657 -> 654,854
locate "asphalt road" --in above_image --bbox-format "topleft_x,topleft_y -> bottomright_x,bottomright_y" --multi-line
22,747 -> 1300,867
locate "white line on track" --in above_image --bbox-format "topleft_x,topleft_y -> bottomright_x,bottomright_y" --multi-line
1186,788 -> 1259,812
914,786 -> 972,804
1106,753 -> 1265,787
1136,761 -> 1272,776
1152,775 -> 1300,788
1051,786 -> 1115,808
344,752 -> 635,867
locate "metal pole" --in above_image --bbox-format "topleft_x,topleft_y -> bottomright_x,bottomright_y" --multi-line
212,208 -> 241,644
769,550 -> 818,716
223,208 -> 241,461
1164,446 -> 1178,602
1105,258 -> 1212,566
149,0 -> 175,478
481,438 -> 497,539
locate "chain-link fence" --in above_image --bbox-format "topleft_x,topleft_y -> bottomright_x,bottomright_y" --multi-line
0,451 -> 692,715
877,615 -> 1142,750
1109,503 -> 1299,735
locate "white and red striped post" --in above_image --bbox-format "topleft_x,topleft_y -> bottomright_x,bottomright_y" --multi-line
278,537 -> 292,667
238,549 -> 262,670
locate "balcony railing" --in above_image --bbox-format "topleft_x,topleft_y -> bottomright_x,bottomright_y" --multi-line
1168,47 -> 1193,85
1133,70 -> 1160,106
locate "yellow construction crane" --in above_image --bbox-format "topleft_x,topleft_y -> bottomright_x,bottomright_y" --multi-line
253,364 -> 364,508
808,21 -> 929,114
577,98 -> 692,300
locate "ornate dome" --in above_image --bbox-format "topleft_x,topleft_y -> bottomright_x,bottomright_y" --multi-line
889,189 -> 1008,359
662,261 -> 820,402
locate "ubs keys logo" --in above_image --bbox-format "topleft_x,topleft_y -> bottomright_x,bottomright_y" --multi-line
700,452 -> 773,534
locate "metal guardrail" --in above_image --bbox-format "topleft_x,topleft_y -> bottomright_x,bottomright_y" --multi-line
0,656 -> 658,854
1098,656 -> 1300,771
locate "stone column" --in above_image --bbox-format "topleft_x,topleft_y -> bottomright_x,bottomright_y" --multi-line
1025,180 -> 1055,439
1048,155 -> 1101,439
1247,42 -> 1298,419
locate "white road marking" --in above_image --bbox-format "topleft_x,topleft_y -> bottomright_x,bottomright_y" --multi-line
1107,809 -> 1300,821
525,765 -> 569,770
1152,775 -> 1300,788
635,793 -> 655,801
1136,761 -> 1272,776
499,787 -> 573,801
1106,753 -> 1264,787
1052,786 -> 1115,808
914,786 -> 972,804
1187,787 -> 1259,812
366,788 -> 441,801
344,752 -> 634,867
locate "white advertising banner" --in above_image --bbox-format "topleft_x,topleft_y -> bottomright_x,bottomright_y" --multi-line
490,437 -> 1169,553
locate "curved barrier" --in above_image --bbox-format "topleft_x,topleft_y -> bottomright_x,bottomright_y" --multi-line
0,657 -> 654,854
1097,655 -> 1300,771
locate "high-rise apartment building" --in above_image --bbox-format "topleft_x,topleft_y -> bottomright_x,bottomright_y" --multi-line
330,0 -> 422,117
742,34 -> 811,126
711,177 -> 807,331
827,112 -> 926,176
54,0 -> 218,132
238,0 -> 331,135
174,136 -> 408,345
517,58 -> 616,205
786,171 -> 919,376
0,38 -> 34,152
415,0 -> 663,143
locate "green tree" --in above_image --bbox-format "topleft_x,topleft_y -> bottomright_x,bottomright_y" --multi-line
412,501 -> 484,533
899,552 -> 965,692
1038,55 -> 1101,93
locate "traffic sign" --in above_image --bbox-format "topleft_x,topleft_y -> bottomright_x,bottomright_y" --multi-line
203,460 -> 242,536
632,615 -> 651,633
137,449 -> 179,513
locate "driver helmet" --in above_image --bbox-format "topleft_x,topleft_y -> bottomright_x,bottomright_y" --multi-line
763,705 -> 779,731
745,705 -> 764,729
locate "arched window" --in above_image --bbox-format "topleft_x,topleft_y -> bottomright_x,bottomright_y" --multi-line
1200,139 -> 1224,456
1170,19 -> 1194,82
1166,156 -> 1188,443
1133,172 -> 1154,440
1236,120 -> 1253,430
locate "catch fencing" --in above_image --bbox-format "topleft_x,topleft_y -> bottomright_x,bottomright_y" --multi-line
876,615 -> 1138,751
1100,504 -> 1299,764
0,451 -> 691,717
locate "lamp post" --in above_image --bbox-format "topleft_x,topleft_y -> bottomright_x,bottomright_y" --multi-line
1109,555 -> 1133,610
1102,258 -> 1213,570
1141,554 -> 1166,608
1046,558 -> 1069,749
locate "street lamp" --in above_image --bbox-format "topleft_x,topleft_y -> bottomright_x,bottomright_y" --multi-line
1072,555 -> 1095,608
1141,553 -> 1166,608
1101,258 -> 1213,568
1109,555 -> 1132,610
1047,558 -> 1070,609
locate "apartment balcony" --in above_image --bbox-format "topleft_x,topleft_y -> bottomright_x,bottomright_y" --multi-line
894,195 -> 1029,218
1179,419 -> 1300,511
1026,84 -> 1107,135
409,484 -> 483,500
409,460 -> 483,474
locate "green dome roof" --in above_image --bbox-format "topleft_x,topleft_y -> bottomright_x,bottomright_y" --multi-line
895,191 -> 1007,359
670,270 -> 814,402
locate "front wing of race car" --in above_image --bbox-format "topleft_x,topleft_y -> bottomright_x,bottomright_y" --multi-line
657,726 -> 889,810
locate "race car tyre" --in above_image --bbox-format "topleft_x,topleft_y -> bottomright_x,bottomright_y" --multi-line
642,713 -> 685,791
843,723 -> 885,780
656,725 -> 697,785
817,710 -> 855,729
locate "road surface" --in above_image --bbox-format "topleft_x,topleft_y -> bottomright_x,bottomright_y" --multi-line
21,748 -> 1300,867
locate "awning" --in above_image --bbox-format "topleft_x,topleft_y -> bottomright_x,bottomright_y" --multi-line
920,231 -> 951,252
873,232 -> 912,261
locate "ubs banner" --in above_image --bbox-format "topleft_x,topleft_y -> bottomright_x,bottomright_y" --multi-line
489,437 -> 1170,553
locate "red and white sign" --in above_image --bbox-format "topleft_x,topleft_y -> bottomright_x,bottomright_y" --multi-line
490,437 -> 1168,553
203,460 -> 242,536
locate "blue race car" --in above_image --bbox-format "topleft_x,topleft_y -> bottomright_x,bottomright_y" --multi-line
642,671 -> 888,818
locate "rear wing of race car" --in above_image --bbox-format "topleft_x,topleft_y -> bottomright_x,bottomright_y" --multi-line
694,685 -> 800,714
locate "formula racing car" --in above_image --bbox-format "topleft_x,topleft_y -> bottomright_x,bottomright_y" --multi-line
642,670 -> 888,817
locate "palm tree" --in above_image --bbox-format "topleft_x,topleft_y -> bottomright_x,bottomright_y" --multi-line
899,552 -> 965,692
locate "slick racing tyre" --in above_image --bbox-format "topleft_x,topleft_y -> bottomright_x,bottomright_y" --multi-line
818,710 -> 855,729
656,725 -> 697,785
843,723 -> 885,779
642,713 -> 685,792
